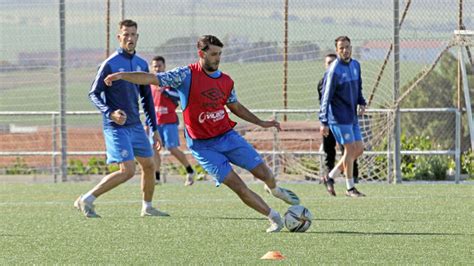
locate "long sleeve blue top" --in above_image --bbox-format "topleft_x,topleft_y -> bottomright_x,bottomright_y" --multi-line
319,58 -> 366,125
89,48 -> 157,131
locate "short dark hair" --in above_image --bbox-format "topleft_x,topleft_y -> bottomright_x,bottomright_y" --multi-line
197,35 -> 224,51
334,36 -> 351,47
325,53 -> 337,59
152,56 -> 165,64
119,19 -> 137,29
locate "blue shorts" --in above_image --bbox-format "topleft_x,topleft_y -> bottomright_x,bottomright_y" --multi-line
189,130 -> 263,186
149,123 -> 180,149
104,123 -> 153,164
329,123 -> 362,145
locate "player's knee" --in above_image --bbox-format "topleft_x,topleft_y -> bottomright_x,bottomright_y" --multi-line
343,145 -> 352,155
120,165 -> 136,179
141,161 -> 155,174
251,163 -> 273,181
119,160 -> 135,172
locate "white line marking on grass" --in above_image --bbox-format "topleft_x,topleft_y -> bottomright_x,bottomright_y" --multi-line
0,198 -> 237,206
0,195 -> 472,207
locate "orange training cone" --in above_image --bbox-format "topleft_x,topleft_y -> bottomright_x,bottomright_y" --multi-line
260,251 -> 285,260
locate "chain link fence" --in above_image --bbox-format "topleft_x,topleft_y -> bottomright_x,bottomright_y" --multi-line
0,0 -> 472,181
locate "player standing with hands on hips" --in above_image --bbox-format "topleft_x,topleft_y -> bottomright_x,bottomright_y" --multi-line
104,35 -> 300,232
319,36 -> 366,197
74,19 -> 169,218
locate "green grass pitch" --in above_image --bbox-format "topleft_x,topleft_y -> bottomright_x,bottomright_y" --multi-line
0,182 -> 473,264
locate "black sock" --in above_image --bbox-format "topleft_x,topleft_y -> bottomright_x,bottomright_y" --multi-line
155,171 -> 160,181
186,166 -> 194,174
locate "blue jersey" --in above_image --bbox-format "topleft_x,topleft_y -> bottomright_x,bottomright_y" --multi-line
89,48 -> 157,131
156,65 -> 238,147
319,58 -> 366,125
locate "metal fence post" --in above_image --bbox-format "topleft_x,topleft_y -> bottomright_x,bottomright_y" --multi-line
387,111 -> 393,183
455,109 -> 461,184
119,0 -> 125,20
393,0 -> 402,184
52,113 -> 57,183
272,111 -> 278,176
59,0 -> 67,182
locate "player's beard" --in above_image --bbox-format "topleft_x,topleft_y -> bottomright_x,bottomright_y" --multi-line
124,42 -> 136,53
203,61 -> 219,72
342,52 -> 351,62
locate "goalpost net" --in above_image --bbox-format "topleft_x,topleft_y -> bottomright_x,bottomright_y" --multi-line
1,1 -> 470,182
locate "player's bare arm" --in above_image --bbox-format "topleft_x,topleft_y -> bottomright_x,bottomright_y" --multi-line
227,101 -> 281,131
104,72 -> 160,86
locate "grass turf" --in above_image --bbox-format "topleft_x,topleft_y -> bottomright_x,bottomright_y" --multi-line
0,182 -> 473,264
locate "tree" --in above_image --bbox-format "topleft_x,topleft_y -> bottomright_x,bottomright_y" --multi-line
400,53 -> 473,150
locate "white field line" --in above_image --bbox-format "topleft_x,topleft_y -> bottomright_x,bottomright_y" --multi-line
1,195 -> 472,206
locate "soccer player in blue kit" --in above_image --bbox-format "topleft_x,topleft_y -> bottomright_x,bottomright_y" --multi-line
104,35 -> 300,232
319,36 -> 366,197
74,20 -> 169,218
318,53 -> 360,196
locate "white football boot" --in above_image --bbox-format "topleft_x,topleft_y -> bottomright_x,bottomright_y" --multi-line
266,214 -> 284,233
184,172 -> 195,186
74,195 -> 100,218
264,185 -> 300,205
141,207 -> 170,217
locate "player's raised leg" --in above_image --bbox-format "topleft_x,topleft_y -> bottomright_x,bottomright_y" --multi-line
250,163 -> 300,205
222,132 -> 300,206
223,170 -> 283,233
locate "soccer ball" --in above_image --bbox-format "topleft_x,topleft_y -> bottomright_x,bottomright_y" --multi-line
283,205 -> 313,232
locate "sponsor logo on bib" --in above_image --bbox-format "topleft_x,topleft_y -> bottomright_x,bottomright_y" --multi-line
198,110 -> 226,123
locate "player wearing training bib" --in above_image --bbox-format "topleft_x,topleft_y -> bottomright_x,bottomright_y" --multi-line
104,35 -> 301,233
147,55 -> 195,186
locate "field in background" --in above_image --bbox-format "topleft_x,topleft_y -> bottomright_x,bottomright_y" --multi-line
0,182 -> 472,264
0,0 -> 456,61
0,60 -> 425,116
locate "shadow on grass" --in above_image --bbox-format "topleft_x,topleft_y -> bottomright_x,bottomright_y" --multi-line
310,230 -> 469,236
208,216 -> 266,221
317,218 -> 419,222
210,217 -> 420,223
